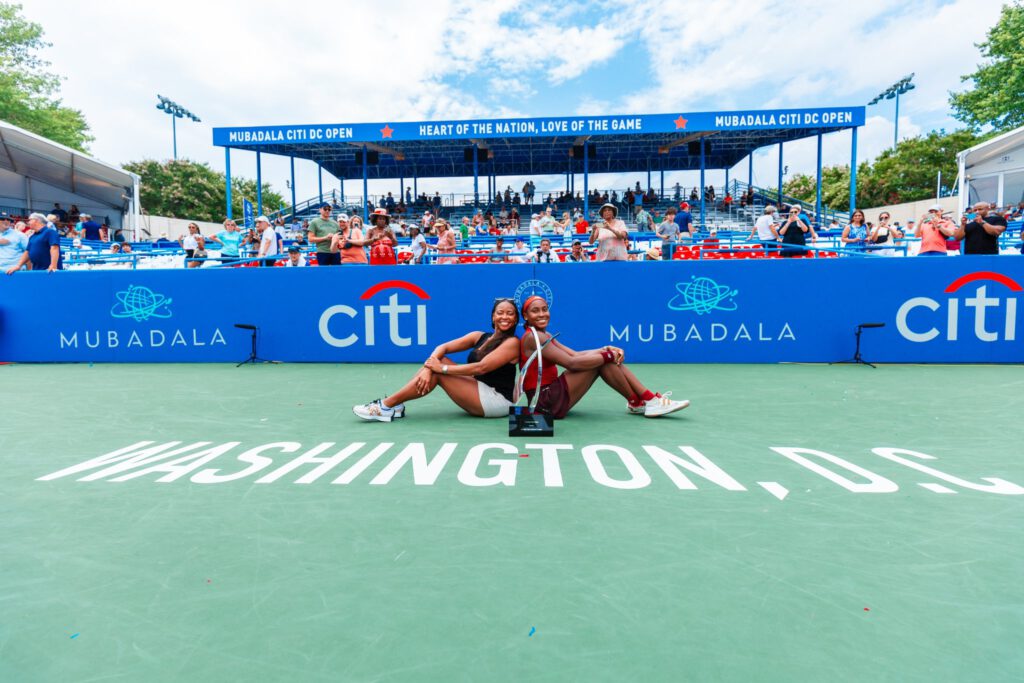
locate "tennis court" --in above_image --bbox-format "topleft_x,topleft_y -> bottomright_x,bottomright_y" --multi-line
2,362 -> 1021,681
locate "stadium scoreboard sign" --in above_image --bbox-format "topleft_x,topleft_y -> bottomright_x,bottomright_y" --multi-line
213,107 -> 865,147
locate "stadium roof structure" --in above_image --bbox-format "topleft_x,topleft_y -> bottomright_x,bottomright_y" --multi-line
0,119 -> 140,226
213,106 -> 865,221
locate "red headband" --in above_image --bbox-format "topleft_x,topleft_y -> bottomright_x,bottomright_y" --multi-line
521,295 -> 547,316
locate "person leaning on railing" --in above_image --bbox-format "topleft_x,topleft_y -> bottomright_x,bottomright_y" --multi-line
915,205 -> 957,256
778,206 -> 810,258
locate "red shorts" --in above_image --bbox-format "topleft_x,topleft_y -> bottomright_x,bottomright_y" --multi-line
526,374 -> 571,419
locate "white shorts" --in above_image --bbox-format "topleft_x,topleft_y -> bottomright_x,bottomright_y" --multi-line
478,382 -> 514,418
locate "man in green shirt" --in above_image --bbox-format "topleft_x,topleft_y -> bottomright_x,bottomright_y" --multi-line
307,203 -> 341,265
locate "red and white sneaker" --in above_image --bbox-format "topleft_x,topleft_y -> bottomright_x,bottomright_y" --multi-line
627,399 -> 646,415
643,392 -> 690,417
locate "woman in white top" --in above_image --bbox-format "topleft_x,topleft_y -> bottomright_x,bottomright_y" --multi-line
179,223 -> 201,259
747,206 -> 779,250
869,211 -> 902,256
588,203 -> 629,261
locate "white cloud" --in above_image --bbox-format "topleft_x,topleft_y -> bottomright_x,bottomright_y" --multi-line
14,0 -> 1003,210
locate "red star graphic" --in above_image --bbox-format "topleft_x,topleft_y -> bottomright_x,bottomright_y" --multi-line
380,124 -> 394,139
673,115 -> 688,130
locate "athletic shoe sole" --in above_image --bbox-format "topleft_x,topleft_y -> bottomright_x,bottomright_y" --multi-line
352,406 -> 394,422
644,399 -> 690,418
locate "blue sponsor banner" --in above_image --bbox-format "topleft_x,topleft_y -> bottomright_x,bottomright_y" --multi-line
243,199 -> 254,229
212,107 -> 865,147
0,257 -> 1020,363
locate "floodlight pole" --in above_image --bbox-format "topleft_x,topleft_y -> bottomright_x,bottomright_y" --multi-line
894,89 -> 901,148
362,145 -> 369,222
699,141 -> 706,228
172,116 -> 178,160
850,127 -> 858,214
225,148 -> 233,219
290,156 -> 296,219
255,151 -> 263,217
777,142 -> 783,207
815,134 -> 823,227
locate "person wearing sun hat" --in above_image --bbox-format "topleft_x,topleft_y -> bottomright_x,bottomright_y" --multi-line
588,202 -> 628,261
367,208 -> 398,265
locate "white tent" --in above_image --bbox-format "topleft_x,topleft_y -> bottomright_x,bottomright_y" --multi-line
0,119 -> 140,233
957,124 -> 1024,214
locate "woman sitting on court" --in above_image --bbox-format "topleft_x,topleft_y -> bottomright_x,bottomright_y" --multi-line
519,295 -> 689,418
353,299 -> 521,422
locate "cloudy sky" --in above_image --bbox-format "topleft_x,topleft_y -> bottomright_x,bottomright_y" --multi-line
21,0 -> 1006,206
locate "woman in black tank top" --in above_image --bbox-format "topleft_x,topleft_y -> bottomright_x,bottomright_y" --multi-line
352,299 -> 521,421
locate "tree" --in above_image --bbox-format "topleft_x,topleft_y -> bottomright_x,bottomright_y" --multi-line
123,159 -> 285,223
0,3 -> 92,150
949,2 -> 1024,132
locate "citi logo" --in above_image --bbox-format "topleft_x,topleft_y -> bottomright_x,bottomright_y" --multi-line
319,280 -> 429,348
896,272 -> 1019,343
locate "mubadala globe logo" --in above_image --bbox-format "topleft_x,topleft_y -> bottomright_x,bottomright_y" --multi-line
514,279 -> 553,311
668,276 -> 738,315
58,285 -> 227,351
110,285 -> 173,321
609,277 -> 795,344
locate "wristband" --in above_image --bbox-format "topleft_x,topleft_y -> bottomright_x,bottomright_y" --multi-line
600,350 -> 615,364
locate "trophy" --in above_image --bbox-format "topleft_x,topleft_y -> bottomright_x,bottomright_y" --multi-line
508,329 -> 558,437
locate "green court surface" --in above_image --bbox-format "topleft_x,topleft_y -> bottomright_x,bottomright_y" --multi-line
2,363 -> 1022,682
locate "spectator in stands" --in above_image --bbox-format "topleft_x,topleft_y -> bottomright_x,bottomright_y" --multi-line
869,212 -> 901,256
841,210 -> 869,251
109,242 -> 121,255
634,204 -> 653,231
461,217 -> 473,243
432,220 -> 457,264
255,216 -> 280,266
509,237 -> 530,263
690,187 -> 699,202
188,237 -> 208,268
778,206 -> 810,257
534,237 -> 558,264
567,240 -> 586,262
409,226 -> 427,264
332,215 -> 369,264
112,228 -> 125,244
367,210 -> 398,265
915,206 -> 956,256
529,213 -> 542,242
385,193 -> 396,211
122,243 -> 133,254
207,218 -> 244,263
539,208 -> 556,239
179,222 -> 201,260
589,203 -> 628,261
723,193 -> 733,211
675,202 -> 694,238
0,213 -> 29,271
501,222 -> 517,237
306,203 -> 341,266
658,207 -> 681,259
283,245 -> 306,267
625,189 -> 635,211
80,214 -> 102,241
488,236 -> 508,263
956,202 -> 1006,255
52,203 -> 67,225
67,204 -> 80,225
6,212 -> 62,273
555,211 -> 571,239
748,205 -> 780,249
432,192 -> 442,212
574,211 -> 589,235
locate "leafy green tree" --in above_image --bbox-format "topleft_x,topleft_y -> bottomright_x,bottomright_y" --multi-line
950,2 -> 1024,132
0,2 -> 92,150
123,159 -> 285,223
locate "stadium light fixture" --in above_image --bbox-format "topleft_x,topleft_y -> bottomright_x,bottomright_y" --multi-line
155,94 -> 202,160
867,74 -> 915,148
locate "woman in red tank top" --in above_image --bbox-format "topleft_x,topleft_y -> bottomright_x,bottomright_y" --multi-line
519,295 -> 690,419
367,209 -> 397,265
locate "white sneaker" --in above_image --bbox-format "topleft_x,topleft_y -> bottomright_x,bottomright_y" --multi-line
353,399 -> 400,422
643,391 -> 690,418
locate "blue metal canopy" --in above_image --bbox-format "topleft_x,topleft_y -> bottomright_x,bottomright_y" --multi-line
212,107 -> 865,224
212,107 -> 863,180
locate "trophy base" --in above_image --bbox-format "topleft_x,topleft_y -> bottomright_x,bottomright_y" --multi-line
508,407 -> 555,437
